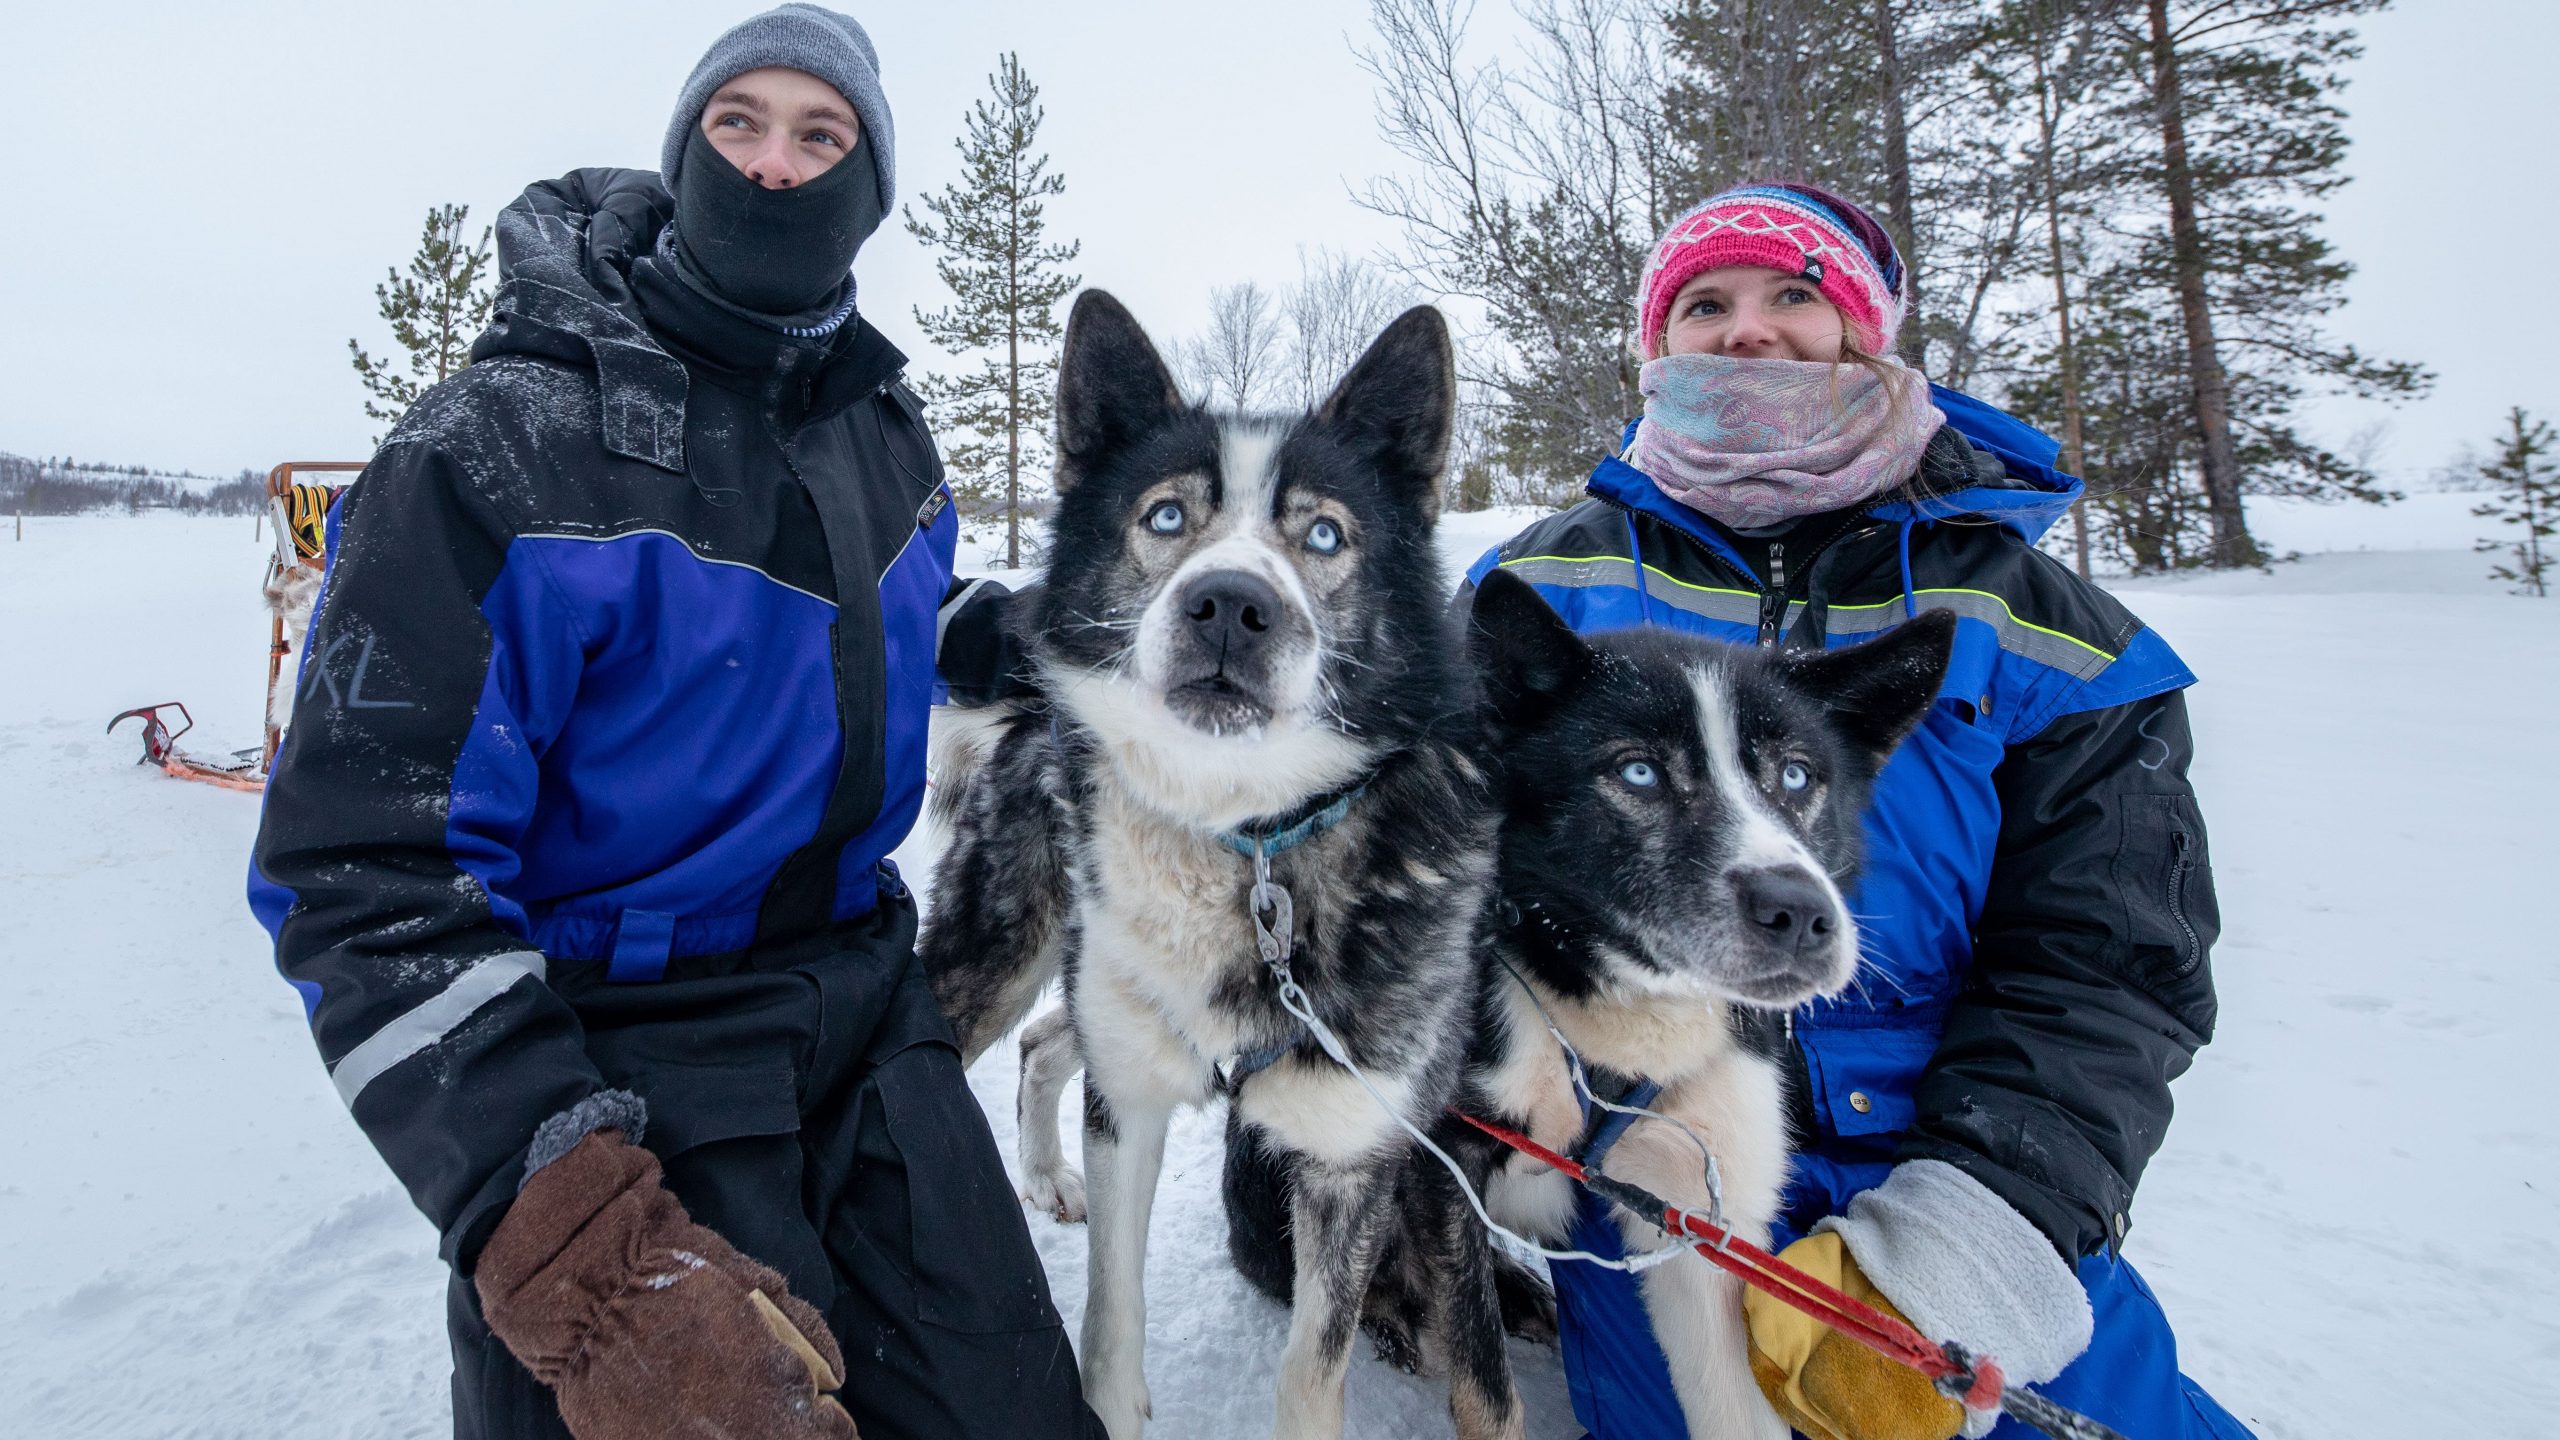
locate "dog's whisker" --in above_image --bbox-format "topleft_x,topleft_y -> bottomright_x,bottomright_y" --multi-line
1853,948 -> 1914,997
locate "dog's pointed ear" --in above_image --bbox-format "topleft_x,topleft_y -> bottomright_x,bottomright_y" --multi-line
1469,569 -> 1591,724
1783,610 -> 1957,766
1055,290 -> 1183,494
1317,306 -> 1456,521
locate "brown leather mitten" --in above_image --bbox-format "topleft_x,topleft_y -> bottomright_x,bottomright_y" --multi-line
474,1129 -> 858,1440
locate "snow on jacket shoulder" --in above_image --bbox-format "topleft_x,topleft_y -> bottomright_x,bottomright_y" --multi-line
1465,397 -> 2220,1259
248,169 -> 979,1267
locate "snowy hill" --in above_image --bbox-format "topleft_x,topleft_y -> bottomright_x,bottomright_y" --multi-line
1,503 -> 2553,1438
0,451 -> 266,516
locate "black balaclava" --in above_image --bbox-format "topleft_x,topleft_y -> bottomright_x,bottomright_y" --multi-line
670,123 -> 884,315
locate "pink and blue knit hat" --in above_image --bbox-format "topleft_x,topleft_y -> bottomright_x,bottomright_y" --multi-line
1636,182 -> 1909,359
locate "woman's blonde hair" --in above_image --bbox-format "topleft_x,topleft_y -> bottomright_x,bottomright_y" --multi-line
1836,330 -> 1918,435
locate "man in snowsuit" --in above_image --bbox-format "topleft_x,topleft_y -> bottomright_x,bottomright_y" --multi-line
250,9 -> 1094,1438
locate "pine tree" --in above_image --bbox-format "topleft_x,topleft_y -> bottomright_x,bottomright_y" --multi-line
2128,0 -> 2426,567
1974,0 -> 2425,574
1664,0 -> 1882,200
1975,0 -> 2152,572
904,53 -> 1082,570
348,203 -> 496,445
2007,281 -> 2209,571
2470,408 -> 2557,598
2029,3 -> 2093,576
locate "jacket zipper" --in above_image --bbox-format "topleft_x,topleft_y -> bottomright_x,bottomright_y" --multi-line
2167,829 -> 2202,976
1587,494 -> 1879,650
1759,510 -> 1881,648
1757,543 -> 1788,645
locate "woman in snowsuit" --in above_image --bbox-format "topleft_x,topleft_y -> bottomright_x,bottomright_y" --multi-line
251,9 -> 1093,1440
1466,183 -> 2255,1440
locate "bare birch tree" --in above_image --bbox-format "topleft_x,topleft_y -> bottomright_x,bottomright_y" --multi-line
1279,249 -> 1414,410
1356,0 -> 1672,492
1174,282 -> 1287,410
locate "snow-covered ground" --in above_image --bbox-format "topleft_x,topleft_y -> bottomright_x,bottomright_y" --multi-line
2,504 -> 2554,1438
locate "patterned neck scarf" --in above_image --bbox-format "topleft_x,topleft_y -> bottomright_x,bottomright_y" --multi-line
1626,353 -> 1944,531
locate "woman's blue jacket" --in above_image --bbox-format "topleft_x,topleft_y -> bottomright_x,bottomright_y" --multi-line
1465,390 -> 2253,1440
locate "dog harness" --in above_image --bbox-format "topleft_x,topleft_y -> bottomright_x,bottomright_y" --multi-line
1572,1076 -> 1665,1173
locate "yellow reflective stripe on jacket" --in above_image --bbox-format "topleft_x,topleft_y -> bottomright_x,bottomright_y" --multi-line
1824,589 -> 2116,681
1497,555 -> 2118,682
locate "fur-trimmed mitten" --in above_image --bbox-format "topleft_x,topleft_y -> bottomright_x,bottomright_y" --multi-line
1745,1159 -> 2093,1440
474,1125 -> 858,1440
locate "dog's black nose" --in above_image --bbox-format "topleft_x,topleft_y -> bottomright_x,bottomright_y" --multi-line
1178,569 -> 1283,656
1736,867 -> 1837,955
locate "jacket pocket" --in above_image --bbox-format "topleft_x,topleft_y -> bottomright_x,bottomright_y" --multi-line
868,1037 -> 1064,1335
1797,1019 -> 1937,1140
2110,794 -> 2218,1021
626,1062 -> 805,1156
876,382 -> 944,491
607,1060 -> 836,1310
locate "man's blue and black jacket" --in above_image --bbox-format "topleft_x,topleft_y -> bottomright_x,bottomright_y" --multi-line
1466,395 -> 2232,1435
248,171 -> 1011,1268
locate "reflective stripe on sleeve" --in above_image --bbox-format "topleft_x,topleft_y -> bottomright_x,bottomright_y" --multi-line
1496,554 -> 1762,628
1824,588 -> 2117,681
1504,553 -> 2120,681
935,576 -> 996,663
328,951 -> 547,1108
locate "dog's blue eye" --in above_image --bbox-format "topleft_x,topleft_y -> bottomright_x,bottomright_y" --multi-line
1619,760 -> 1659,788
1781,761 -> 1811,792
1146,502 -> 1184,535
1307,519 -> 1343,554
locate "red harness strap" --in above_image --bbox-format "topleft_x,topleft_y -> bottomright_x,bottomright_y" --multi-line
1449,1108 -> 2132,1440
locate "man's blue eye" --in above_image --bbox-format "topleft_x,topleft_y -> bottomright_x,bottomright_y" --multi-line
1146,502 -> 1184,535
1619,760 -> 1659,788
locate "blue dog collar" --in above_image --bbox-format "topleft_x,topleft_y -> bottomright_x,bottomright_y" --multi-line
1215,783 -> 1369,860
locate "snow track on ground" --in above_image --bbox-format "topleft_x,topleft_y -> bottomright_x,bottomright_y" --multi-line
2,513 -> 2553,1437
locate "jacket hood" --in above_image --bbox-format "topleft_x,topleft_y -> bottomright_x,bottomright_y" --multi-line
471,169 -> 693,474
1587,382 -> 2086,549
1870,385 -> 2085,543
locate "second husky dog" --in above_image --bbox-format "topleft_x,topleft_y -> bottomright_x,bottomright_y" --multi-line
920,291 -> 1502,1440
1225,572 -> 1955,1439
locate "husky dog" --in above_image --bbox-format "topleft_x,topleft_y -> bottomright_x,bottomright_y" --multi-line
1226,571 -> 1955,1439
920,291 -> 1506,1440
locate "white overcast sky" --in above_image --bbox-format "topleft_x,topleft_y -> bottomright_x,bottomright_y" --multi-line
0,0 -> 2545,487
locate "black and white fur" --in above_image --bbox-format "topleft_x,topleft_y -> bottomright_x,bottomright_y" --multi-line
1227,572 -> 1956,1440
920,291 -> 1509,1440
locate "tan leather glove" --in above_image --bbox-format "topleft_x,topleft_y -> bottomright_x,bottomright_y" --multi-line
474,1129 -> 858,1440
1745,1230 -> 1964,1440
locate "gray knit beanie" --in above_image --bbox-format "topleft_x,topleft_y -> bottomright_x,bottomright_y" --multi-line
660,4 -> 895,208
